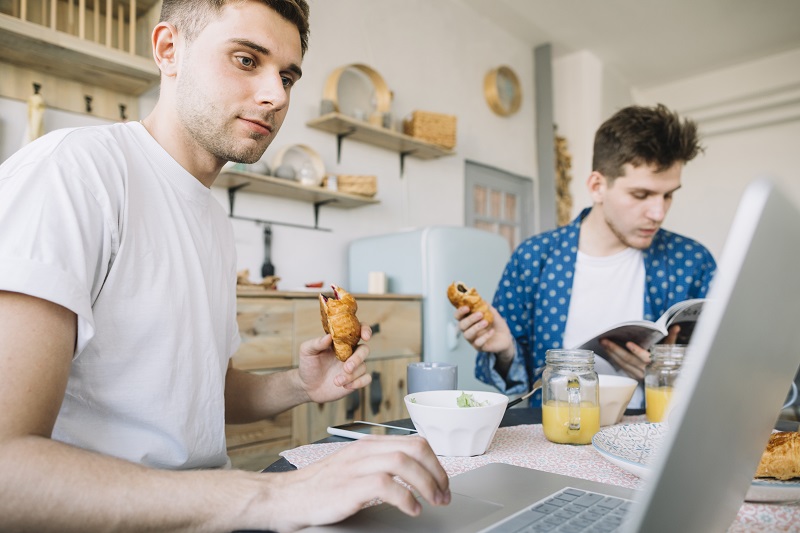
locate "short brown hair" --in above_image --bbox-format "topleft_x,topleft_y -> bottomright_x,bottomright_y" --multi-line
160,0 -> 310,56
592,104 -> 702,180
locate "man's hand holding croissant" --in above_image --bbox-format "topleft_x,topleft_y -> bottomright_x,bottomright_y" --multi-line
296,285 -> 372,403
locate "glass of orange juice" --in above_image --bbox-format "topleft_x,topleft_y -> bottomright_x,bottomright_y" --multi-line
541,349 -> 599,444
644,344 -> 687,423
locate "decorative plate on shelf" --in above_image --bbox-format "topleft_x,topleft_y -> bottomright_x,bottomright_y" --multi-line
592,423 -> 800,503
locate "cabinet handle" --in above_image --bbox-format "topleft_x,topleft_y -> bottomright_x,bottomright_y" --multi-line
345,390 -> 360,419
370,371 -> 382,415
369,323 -> 381,335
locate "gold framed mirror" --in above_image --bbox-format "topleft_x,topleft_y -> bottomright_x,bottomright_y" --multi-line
484,66 -> 522,117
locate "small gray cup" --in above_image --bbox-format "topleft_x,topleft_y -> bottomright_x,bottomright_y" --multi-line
407,362 -> 458,394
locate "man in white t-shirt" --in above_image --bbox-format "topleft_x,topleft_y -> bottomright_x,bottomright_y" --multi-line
456,104 -> 716,408
0,1 -> 450,531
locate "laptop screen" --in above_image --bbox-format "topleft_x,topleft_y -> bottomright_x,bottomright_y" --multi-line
626,178 -> 800,532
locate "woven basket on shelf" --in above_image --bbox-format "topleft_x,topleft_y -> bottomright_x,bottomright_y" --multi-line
323,174 -> 377,197
402,110 -> 457,149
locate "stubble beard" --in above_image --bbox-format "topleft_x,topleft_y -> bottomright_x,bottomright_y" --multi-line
175,73 -> 272,165
604,214 -> 655,251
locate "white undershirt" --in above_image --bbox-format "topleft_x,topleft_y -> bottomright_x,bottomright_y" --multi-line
563,248 -> 645,407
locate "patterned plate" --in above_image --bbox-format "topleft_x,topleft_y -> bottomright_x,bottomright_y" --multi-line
592,423 -> 800,502
592,423 -> 668,479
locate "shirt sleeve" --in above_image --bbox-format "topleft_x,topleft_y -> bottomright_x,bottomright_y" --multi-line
0,149 -> 116,356
474,244 -> 537,395
693,246 -> 717,298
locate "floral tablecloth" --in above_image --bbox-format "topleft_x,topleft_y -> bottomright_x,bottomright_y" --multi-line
280,418 -> 800,532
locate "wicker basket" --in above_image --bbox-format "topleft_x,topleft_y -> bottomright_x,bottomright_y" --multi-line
324,174 -> 377,197
402,110 -> 457,149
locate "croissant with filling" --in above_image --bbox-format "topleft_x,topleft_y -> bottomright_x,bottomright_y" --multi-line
447,281 -> 493,326
319,285 -> 361,362
755,431 -> 800,480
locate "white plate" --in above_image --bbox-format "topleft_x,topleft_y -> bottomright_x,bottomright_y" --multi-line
592,423 -> 800,503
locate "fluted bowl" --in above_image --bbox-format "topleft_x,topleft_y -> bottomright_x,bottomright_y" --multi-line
404,390 -> 508,457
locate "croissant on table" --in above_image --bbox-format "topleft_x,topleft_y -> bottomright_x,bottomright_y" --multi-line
447,281 -> 493,326
319,285 -> 361,362
755,431 -> 800,480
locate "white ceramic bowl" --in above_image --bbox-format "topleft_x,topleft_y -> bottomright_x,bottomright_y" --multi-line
598,374 -> 638,426
404,390 -> 508,457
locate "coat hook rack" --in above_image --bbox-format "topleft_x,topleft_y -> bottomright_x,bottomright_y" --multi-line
119,104 -> 127,121
84,95 -> 93,113
33,82 -> 41,94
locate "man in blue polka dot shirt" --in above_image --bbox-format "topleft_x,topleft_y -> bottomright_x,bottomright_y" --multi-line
456,104 -> 716,408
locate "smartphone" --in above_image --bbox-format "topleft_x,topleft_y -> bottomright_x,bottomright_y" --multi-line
326,420 -> 418,440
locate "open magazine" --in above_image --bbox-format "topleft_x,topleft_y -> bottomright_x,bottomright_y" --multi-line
572,298 -> 706,360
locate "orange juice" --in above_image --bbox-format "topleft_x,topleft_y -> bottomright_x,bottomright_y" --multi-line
542,401 -> 600,444
645,385 -> 674,423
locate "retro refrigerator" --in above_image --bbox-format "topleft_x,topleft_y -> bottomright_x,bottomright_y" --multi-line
348,226 -> 511,392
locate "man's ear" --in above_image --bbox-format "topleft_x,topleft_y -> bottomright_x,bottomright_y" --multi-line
151,22 -> 180,78
587,171 -> 608,204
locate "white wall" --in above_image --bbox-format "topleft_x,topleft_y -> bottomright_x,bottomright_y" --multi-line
554,46 -> 800,260
633,47 -> 800,257
552,50 -> 633,217
0,0 -> 538,291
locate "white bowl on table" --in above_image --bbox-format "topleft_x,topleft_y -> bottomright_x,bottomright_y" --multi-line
598,374 -> 638,426
404,390 -> 508,457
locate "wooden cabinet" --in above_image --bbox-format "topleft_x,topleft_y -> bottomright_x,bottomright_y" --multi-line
226,290 -> 422,470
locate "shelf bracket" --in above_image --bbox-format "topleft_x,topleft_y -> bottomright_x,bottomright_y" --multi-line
313,199 -> 336,228
228,214 -> 332,232
227,182 -> 332,231
335,128 -> 357,163
227,183 -> 251,215
399,150 -> 416,177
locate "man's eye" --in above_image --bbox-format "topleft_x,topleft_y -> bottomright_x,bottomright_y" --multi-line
236,56 -> 256,68
281,76 -> 295,88
632,192 -> 647,200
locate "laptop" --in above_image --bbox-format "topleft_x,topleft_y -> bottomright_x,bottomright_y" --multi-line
301,178 -> 800,533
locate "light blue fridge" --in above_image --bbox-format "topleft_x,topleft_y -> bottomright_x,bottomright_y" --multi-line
348,226 -> 511,392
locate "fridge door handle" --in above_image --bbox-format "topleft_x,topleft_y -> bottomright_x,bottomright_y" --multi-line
446,320 -> 461,351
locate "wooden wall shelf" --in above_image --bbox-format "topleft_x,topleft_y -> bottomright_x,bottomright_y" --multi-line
0,13 -> 159,96
216,170 -> 379,232
306,113 -> 455,172
216,170 -> 379,209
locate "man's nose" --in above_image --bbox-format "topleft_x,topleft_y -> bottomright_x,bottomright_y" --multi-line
255,74 -> 288,110
647,198 -> 667,221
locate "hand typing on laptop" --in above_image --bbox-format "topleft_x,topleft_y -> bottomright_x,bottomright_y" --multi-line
270,435 -> 450,531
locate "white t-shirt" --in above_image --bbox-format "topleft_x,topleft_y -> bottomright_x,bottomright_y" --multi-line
0,122 -> 240,469
562,248 -> 645,407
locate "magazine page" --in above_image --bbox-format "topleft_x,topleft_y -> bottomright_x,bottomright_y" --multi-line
655,298 -> 705,328
654,298 -> 706,344
574,322 -> 667,360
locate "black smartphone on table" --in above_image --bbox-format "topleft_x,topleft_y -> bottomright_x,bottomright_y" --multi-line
326,420 -> 418,439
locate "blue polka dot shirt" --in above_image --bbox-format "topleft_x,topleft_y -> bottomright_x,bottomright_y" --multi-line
475,208 -> 717,405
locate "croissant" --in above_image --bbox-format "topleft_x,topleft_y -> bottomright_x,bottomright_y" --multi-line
319,285 -> 361,362
755,431 -> 800,480
447,281 -> 493,326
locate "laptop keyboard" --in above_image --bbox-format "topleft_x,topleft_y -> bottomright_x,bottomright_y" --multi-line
486,487 -> 633,533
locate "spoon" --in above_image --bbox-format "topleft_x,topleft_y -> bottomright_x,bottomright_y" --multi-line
506,378 -> 542,410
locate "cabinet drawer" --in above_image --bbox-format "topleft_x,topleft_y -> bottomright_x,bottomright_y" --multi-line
233,298 -> 293,370
225,410 -> 292,447
292,299 -> 421,363
362,356 -> 418,422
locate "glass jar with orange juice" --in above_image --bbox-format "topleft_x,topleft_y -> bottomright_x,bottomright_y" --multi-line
644,344 -> 687,423
541,349 -> 599,444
